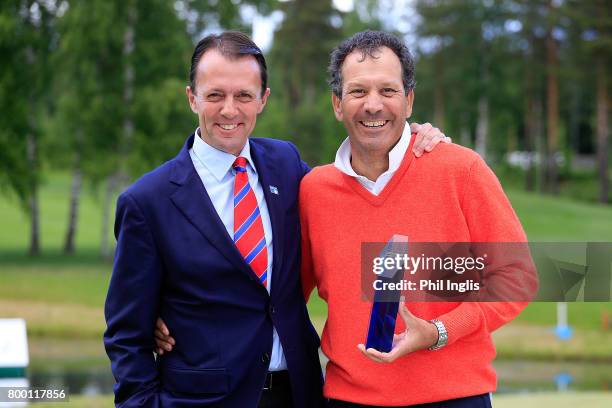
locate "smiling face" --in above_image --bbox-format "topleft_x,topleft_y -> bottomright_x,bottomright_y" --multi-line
186,48 -> 270,155
332,46 -> 414,157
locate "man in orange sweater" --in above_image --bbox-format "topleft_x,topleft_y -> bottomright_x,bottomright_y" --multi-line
298,31 -> 536,407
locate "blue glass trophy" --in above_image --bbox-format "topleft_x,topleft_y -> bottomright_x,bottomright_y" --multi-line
365,235 -> 408,353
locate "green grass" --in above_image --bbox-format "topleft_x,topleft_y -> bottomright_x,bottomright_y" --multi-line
0,172 -> 115,252
491,392 -> 612,408
515,303 -> 612,329
508,189 -> 612,241
0,261 -> 110,308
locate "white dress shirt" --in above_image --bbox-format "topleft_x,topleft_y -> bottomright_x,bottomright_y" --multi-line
334,125 -> 412,195
189,128 -> 287,371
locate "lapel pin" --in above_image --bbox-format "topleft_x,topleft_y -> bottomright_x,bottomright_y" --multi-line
269,185 -> 279,195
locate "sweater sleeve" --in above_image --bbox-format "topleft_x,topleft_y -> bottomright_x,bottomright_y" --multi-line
299,178 -> 317,302
437,156 -> 538,345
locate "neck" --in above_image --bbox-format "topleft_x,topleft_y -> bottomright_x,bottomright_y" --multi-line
350,149 -> 389,182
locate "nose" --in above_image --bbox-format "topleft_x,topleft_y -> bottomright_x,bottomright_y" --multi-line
220,96 -> 237,118
363,92 -> 383,115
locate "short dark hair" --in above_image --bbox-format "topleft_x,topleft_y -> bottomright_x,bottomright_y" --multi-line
189,31 -> 268,97
328,30 -> 416,98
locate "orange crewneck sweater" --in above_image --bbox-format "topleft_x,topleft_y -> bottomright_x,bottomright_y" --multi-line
299,141 -> 532,406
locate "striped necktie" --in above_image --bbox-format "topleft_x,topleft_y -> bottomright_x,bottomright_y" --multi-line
232,156 -> 268,288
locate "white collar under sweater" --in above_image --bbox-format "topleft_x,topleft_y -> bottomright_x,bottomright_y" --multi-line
334,125 -> 412,196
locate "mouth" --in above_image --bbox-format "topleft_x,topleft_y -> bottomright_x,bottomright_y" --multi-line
216,123 -> 240,131
359,120 -> 389,129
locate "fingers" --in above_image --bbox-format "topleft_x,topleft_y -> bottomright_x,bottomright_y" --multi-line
154,318 -> 176,353
154,338 -> 174,352
410,122 -> 451,157
156,317 -> 169,336
398,303 -> 416,326
411,122 -> 432,157
154,328 -> 175,344
421,126 -> 445,153
357,344 -> 399,363
357,344 -> 387,363
153,327 -> 175,344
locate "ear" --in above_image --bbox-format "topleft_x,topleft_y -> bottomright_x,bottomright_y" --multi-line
186,86 -> 198,114
405,89 -> 414,119
332,92 -> 343,121
257,88 -> 271,114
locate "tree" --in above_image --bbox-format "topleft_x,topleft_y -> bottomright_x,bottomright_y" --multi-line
414,0 -> 516,161
52,0 -> 124,254
0,0 -> 56,255
569,0 -> 612,203
544,0 -> 560,194
262,0 -> 343,165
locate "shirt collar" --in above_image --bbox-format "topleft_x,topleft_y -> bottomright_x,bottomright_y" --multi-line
334,123 -> 412,181
191,127 -> 255,181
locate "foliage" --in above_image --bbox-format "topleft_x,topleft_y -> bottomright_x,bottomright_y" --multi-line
0,0 -> 610,255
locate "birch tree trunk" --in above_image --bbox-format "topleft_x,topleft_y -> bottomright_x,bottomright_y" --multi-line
596,58 -> 609,203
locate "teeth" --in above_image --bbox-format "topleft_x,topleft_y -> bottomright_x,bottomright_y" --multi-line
219,124 -> 238,130
361,120 -> 386,128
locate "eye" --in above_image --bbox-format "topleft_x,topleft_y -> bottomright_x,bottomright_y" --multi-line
206,92 -> 223,101
348,89 -> 366,97
236,92 -> 254,102
382,88 -> 399,96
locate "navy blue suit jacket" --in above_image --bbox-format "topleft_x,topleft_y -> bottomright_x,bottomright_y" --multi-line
104,135 -> 323,407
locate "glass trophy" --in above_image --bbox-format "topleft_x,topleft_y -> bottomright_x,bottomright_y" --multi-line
365,235 -> 408,353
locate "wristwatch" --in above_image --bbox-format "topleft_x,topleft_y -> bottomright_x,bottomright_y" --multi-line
429,319 -> 448,350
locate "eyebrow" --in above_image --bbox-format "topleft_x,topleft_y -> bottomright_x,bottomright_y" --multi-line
344,81 -> 401,90
204,88 -> 256,94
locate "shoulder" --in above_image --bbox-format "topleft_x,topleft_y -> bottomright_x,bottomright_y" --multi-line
250,137 -> 299,156
427,143 -> 482,167
415,143 -> 487,179
250,136 -> 310,179
300,164 -> 340,193
121,159 -> 176,204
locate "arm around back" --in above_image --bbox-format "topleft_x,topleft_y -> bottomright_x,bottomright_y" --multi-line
104,192 -> 164,407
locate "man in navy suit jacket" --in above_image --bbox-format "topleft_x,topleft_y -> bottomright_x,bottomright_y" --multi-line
105,31 -> 446,408
104,31 -> 324,408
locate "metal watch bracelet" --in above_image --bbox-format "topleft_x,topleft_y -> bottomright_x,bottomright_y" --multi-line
429,319 -> 448,350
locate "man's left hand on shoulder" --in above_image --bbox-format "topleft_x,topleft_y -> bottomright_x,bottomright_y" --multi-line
410,122 -> 451,157
357,304 -> 440,363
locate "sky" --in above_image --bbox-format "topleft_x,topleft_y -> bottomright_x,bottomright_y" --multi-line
252,0 -> 355,50
251,0 -> 419,52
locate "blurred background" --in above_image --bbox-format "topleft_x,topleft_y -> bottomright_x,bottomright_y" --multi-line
0,0 -> 611,406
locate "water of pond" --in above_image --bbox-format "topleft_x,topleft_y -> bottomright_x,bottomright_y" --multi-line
18,339 -> 612,396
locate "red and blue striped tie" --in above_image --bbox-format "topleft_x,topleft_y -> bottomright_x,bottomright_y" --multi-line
233,157 -> 268,288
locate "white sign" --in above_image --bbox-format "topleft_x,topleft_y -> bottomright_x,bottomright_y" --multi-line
0,319 -> 29,368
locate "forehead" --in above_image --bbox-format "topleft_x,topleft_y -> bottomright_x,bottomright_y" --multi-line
195,48 -> 262,92
341,46 -> 403,86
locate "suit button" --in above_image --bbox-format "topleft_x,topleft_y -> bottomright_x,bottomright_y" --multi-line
270,305 -> 276,314
261,353 -> 270,364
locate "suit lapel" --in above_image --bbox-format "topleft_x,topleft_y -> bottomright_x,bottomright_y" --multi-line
168,135 -> 263,285
250,140 -> 285,295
